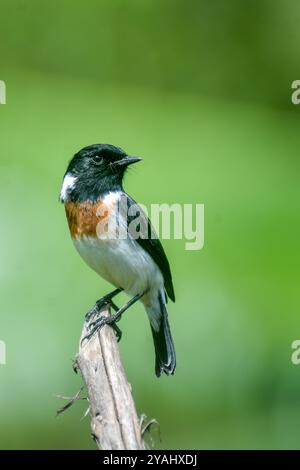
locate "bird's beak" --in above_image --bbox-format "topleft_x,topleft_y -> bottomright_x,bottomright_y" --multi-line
114,156 -> 142,167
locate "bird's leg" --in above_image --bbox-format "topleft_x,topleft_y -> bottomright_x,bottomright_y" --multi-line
85,288 -> 123,322
110,300 -> 119,312
95,288 -> 123,311
82,291 -> 147,345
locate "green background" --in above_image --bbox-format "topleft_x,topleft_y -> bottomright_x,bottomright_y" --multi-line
1,0 -> 300,449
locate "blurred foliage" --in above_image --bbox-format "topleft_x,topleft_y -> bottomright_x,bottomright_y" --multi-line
1,0 -> 300,108
0,0 -> 300,450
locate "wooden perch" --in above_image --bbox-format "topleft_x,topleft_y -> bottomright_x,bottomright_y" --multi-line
75,307 -> 145,450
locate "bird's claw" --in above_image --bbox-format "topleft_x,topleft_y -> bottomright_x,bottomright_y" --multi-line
81,314 -> 122,345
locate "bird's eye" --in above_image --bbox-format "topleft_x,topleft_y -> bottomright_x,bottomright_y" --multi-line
92,155 -> 104,165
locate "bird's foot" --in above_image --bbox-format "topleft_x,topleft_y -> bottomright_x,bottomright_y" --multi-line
84,288 -> 122,323
84,297 -> 111,323
82,290 -> 145,346
84,304 -> 99,323
81,312 -> 123,345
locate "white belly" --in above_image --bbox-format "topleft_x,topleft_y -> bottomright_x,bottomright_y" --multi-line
73,235 -> 164,305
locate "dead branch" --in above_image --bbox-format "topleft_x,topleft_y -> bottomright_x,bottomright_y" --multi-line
75,307 -> 145,450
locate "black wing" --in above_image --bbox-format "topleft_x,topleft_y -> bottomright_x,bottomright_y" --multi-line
125,194 -> 175,302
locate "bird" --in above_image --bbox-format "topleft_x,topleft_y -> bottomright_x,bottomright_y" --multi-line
60,143 -> 176,377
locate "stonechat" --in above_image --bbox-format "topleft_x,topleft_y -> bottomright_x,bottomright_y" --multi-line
60,144 -> 176,376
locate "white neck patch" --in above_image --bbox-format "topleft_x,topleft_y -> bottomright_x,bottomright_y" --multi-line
60,173 -> 77,202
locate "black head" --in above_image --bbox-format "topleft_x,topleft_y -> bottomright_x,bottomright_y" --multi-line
60,144 -> 142,202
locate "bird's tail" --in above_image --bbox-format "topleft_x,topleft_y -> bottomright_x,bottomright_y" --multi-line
148,291 -> 176,377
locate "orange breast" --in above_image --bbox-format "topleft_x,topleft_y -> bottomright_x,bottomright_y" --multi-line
65,200 -> 112,239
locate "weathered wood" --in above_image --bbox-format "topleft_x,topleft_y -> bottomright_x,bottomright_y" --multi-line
76,308 -> 145,450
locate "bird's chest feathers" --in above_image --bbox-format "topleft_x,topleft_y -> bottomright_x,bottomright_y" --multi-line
64,193 -> 119,240
64,192 -> 163,296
